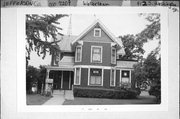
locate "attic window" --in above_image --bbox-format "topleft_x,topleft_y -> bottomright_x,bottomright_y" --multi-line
94,28 -> 101,37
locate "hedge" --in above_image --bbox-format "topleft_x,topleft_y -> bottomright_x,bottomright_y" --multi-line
73,87 -> 138,99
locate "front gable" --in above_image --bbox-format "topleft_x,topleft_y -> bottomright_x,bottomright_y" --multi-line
80,23 -> 114,43
71,19 -> 123,48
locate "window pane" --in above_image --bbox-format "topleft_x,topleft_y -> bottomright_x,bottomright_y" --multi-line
90,69 -> 102,85
92,47 -> 101,62
75,68 -> 80,84
110,70 -> 115,86
76,47 -> 81,61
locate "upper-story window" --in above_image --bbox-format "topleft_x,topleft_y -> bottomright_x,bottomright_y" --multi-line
91,46 -> 102,63
94,28 -> 101,37
111,48 -> 116,64
75,46 -> 82,62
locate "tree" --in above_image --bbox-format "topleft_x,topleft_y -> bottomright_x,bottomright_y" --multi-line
119,34 -> 145,60
26,14 -> 68,66
26,65 -> 39,93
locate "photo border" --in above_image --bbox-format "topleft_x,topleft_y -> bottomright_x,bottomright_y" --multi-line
17,7 -> 168,112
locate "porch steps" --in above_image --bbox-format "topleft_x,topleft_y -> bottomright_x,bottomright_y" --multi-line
53,90 -> 64,95
53,90 -> 74,100
65,90 -> 74,100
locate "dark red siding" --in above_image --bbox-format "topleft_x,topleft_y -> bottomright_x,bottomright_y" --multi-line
116,70 -> 120,87
103,69 -> 110,88
75,42 -> 116,66
80,68 -> 88,87
80,24 -> 113,43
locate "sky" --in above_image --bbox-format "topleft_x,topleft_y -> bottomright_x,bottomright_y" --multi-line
28,13 -> 159,68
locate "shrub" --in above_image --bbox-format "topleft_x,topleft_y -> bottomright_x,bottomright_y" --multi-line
73,87 -> 138,99
148,84 -> 161,103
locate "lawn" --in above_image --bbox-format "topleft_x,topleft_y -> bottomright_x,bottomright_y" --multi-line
26,94 -> 52,105
63,95 -> 157,105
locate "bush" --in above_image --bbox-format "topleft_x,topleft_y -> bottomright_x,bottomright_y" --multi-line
148,84 -> 161,103
73,87 -> 138,99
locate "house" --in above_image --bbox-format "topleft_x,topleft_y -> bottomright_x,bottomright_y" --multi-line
44,19 -> 137,94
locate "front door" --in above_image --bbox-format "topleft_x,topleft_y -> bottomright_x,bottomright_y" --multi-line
63,71 -> 70,90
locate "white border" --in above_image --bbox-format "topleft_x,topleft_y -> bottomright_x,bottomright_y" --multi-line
74,67 -> 81,85
110,68 -> 116,87
111,47 -> 116,64
88,68 -> 104,86
91,45 -> 103,63
16,7 -> 168,112
94,28 -> 101,37
75,46 -> 82,62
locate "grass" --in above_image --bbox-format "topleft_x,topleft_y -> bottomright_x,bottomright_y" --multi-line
26,94 -> 52,105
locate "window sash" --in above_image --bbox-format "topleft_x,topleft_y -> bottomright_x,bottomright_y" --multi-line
111,48 -> 116,64
89,68 -> 102,86
94,28 -> 101,37
75,46 -> 82,62
91,47 -> 102,63
74,68 -> 81,85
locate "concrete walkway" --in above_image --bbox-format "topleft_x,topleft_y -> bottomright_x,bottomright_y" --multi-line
43,90 -> 74,105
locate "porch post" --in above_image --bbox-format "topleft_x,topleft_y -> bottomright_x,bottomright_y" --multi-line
45,69 -> 50,93
61,71 -> 63,89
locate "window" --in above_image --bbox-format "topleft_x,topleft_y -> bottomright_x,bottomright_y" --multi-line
74,68 -> 81,85
110,69 -> 116,86
111,48 -> 116,64
75,46 -> 82,62
94,28 -> 101,37
89,68 -> 103,86
91,46 -> 102,63
121,70 -> 130,88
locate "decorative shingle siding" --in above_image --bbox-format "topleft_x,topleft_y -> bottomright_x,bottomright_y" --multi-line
80,24 -> 114,43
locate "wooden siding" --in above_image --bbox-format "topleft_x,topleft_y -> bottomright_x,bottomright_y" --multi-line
80,24 -> 113,43
116,70 -> 120,87
75,42 -> 116,66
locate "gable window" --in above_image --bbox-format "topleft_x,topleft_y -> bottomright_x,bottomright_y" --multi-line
110,69 -> 116,87
91,46 -> 102,63
94,28 -> 101,37
74,68 -> 81,85
75,46 -> 82,62
89,68 -> 103,86
111,48 -> 116,64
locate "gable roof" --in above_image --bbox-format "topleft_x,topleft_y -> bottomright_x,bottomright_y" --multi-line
71,19 -> 123,48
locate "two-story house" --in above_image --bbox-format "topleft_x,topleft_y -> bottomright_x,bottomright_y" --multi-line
44,19 -> 137,94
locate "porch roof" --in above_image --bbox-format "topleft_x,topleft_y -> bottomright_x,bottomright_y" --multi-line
45,56 -> 74,71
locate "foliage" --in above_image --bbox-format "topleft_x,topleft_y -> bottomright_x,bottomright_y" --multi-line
26,14 -> 68,65
26,65 -> 39,93
73,87 -> 138,99
26,65 -> 47,94
119,34 -> 145,60
119,13 -> 160,60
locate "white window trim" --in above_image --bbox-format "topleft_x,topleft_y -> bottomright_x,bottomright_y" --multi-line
74,67 -> 81,85
88,68 -> 104,86
120,69 -> 131,87
91,46 -> 103,63
111,47 -> 116,64
75,46 -> 82,62
110,68 -> 116,87
94,28 -> 101,37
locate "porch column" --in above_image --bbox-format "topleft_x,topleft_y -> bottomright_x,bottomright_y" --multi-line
45,69 -> 50,93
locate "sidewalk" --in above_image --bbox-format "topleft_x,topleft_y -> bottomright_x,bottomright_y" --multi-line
43,90 -> 74,105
